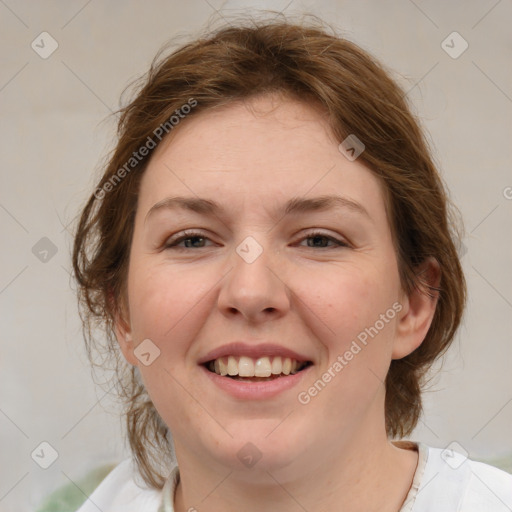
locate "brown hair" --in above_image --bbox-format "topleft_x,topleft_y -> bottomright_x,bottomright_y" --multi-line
72,14 -> 466,489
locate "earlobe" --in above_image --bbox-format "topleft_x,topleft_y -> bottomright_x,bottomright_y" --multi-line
392,257 -> 441,360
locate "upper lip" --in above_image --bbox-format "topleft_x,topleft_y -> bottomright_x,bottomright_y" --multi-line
197,341 -> 312,365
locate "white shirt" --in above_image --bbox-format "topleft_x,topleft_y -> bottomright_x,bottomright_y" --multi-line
75,442 -> 512,512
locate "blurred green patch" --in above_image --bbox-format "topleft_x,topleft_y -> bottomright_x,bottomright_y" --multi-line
36,463 -> 117,512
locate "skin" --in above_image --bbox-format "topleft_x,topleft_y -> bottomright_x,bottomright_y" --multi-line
114,92 -> 440,512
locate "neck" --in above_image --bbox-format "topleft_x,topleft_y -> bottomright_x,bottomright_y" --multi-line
172,422 -> 418,512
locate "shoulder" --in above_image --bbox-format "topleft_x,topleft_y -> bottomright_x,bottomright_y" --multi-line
75,458 -> 164,512
413,443 -> 512,512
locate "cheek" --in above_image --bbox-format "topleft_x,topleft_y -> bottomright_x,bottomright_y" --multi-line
296,269 -> 400,419
297,262 -> 398,352
126,259 -> 211,353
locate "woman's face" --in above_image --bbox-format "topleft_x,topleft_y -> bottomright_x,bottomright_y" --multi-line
116,93 -> 414,479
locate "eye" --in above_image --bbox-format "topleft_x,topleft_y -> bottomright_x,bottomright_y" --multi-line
164,230 -> 349,250
164,230 -> 213,249
297,231 -> 349,249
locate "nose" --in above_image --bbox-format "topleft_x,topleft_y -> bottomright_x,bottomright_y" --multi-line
217,238 -> 290,323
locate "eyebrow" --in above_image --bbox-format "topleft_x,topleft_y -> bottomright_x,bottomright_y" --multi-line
144,194 -> 370,224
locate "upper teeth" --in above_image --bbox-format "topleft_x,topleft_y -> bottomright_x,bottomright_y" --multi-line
208,356 -> 306,377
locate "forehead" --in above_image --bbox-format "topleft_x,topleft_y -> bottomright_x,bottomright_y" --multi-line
151,94 -> 338,168
137,94 -> 388,224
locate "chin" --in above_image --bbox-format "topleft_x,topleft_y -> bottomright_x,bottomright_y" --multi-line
205,421 -> 304,474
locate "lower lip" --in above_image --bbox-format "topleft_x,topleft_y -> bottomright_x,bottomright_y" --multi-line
200,364 -> 312,400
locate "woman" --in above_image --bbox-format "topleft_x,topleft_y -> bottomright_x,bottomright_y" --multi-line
72,17 -> 512,512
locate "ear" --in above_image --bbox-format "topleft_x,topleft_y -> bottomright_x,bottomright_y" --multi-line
111,290 -> 139,367
392,257 -> 441,360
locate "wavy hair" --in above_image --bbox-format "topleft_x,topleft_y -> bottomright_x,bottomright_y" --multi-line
72,14 -> 466,489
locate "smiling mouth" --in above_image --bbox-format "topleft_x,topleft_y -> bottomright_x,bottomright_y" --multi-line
204,355 -> 312,382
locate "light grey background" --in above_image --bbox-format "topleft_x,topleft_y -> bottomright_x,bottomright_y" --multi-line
1,1 -> 511,511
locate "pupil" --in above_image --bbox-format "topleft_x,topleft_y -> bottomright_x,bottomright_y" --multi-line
309,236 -> 327,247
185,237 -> 204,248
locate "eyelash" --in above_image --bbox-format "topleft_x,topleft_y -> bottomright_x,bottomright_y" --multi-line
164,230 -> 349,250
